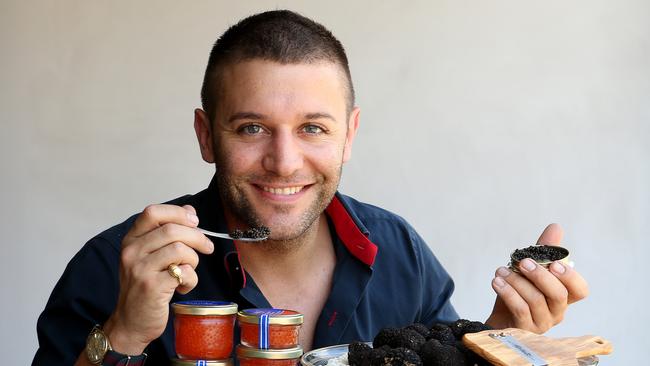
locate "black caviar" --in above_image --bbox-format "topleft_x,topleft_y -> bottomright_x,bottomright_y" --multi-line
511,245 -> 568,263
243,226 -> 271,239
228,226 -> 271,240
229,229 -> 244,239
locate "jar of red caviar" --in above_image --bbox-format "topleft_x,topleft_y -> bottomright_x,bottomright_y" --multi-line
171,358 -> 233,366
172,300 -> 238,359
237,345 -> 303,366
238,309 -> 304,349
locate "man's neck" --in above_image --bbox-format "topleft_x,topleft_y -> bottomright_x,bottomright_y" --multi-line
234,214 -> 330,278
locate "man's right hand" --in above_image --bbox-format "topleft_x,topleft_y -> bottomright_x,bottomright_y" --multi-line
103,204 -> 214,355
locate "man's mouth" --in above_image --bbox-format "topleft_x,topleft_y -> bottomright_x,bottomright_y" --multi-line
260,185 -> 305,195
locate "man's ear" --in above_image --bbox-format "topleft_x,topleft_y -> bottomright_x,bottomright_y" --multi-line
194,108 -> 215,163
342,107 -> 360,163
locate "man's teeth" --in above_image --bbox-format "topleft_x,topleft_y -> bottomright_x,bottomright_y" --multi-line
262,186 -> 304,195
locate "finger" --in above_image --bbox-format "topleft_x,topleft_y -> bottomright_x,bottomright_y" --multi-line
130,204 -> 200,238
516,259 -> 568,324
497,266 -> 555,331
143,241 -> 200,270
182,205 -> 197,216
491,269 -> 533,329
138,223 -> 214,255
549,260 -> 590,304
536,223 -> 563,246
158,264 -> 198,293
175,264 -> 199,294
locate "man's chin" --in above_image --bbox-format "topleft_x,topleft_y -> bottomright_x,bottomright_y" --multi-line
262,226 -> 308,242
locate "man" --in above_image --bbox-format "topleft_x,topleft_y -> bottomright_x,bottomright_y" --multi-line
33,10 -> 588,366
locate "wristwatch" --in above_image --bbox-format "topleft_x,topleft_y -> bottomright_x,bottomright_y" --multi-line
85,325 -> 148,365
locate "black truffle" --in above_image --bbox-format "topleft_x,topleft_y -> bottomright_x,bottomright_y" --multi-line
368,346 -> 391,366
405,323 -> 431,339
349,342 -> 373,366
380,347 -> 422,366
353,320 -> 492,366
428,324 -> 456,346
448,319 -> 491,339
373,328 -> 426,352
419,339 -> 468,366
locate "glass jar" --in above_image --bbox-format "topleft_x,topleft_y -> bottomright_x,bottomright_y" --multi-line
238,309 -> 304,349
171,358 -> 233,366
172,300 -> 238,359
237,345 -> 303,366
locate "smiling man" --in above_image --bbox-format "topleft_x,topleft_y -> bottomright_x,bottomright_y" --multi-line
33,10 -> 589,366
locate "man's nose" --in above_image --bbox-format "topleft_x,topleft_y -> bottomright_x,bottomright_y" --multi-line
262,130 -> 304,177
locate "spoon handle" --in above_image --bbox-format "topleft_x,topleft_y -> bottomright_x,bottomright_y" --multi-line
197,227 -> 267,242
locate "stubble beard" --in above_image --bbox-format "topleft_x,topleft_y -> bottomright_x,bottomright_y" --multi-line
214,164 -> 343,253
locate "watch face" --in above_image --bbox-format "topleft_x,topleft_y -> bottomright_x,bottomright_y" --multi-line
86,330 -> 108,364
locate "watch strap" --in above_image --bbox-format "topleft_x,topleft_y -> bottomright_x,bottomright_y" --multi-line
103,350 -> 148,366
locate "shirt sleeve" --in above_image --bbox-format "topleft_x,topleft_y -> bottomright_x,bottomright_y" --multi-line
32,236 -> 120,365
409,227 -> 460,326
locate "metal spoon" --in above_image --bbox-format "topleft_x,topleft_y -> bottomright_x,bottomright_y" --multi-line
197,227 -> 268,242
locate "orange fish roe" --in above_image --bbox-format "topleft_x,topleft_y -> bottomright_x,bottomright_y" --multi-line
240,322 -> 300,349
236,345 -> 303,366
239,357 -> 300,366
172,301 -> 238,359
238,309 -> 303,349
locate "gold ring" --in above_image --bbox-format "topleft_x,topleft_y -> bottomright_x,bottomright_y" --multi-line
167,264 -> 183,286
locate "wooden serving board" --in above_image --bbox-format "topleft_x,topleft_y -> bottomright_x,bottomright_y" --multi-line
462,328 -> 612,366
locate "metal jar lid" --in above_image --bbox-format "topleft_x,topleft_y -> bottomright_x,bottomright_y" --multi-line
509,245 -> 571,273
171,358 -> 233,366
172,300 -> 238,316
238,308 -> 304,325
236,345 -> 304,359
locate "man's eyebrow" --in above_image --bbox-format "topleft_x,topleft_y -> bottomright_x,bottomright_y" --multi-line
227,112 -> 265,123
305,112 -> 336,121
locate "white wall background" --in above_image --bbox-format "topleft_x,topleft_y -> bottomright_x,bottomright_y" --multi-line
2,1 -> 648,365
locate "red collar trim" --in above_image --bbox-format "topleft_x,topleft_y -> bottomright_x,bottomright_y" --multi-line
326,196 -> 378,266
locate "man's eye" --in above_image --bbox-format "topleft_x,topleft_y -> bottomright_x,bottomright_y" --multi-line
240,124 -> 263,135
303,125 -> 324,134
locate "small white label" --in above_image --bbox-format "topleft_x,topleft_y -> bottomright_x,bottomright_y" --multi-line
489,333 -> 548,366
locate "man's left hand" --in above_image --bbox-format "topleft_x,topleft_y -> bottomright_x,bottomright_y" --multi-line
485,223 -> 589,333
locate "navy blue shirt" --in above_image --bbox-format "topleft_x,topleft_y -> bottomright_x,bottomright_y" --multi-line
33,177 -> 458,365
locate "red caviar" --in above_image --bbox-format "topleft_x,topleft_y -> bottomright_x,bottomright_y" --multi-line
172,301 -> 238,359
240,322 -> 300,349
236,345 -> 303,366
238,357 -> 300,366
238,309 -> 303,349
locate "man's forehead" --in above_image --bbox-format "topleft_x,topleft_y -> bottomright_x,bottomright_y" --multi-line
215,59 -> 349,116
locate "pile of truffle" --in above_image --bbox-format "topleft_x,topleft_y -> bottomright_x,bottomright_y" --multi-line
229,226 -> 271,240
348,320 -> 492,366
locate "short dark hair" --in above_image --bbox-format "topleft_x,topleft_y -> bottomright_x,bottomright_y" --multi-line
200,10 -> 355,121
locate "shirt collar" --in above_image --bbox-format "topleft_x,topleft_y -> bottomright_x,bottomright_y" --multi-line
325,193 -> 378,267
